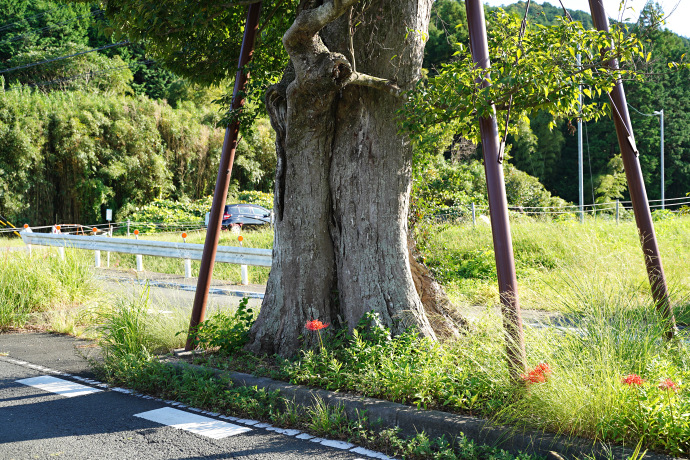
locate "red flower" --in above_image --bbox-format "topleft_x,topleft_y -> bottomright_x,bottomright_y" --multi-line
658,378 -> 678,391
305,319 -> 329,331
622,374 -> 645,386
521,363 -> 552,384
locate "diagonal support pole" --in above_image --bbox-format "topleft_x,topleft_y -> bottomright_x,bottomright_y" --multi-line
588,0 -> 676,339
186,2 -> 263,351
465,0 -> 526,378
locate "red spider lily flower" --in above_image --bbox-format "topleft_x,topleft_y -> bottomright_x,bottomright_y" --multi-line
622,374 -> 645,386
305,319 -> 329,331
658,379 -> 678,391
521,363 -> 552,384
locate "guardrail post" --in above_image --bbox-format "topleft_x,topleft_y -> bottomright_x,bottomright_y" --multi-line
471,203 -> 476,226
22,224 -> 32,256
182,232 -> 192,278
238,235 -> 249,285
95,250 -> 101,268
58,247 -> 65,261
133,230 -> 143,272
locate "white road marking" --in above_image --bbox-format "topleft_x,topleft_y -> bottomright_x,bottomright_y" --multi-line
350,447 -> 397,459
17,375 -> 102,398
320,439 -> 355,449
134,407 -> 252,439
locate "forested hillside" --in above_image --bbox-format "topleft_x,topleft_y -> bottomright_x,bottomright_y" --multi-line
0,1 -> 275,225
1,0 -> 689,226
427,0 -> 690,206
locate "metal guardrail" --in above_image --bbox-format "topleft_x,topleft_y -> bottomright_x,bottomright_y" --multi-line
20,232 -> 272,267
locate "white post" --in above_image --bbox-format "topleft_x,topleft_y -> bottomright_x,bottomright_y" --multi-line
238,234 -> 248,285
241,264 -> 249,285
134,230 -> 143,272
95,250 -> 101,268
471,203 -> 476,226
185,259 -> 192,278
58,246 -> 65,261
127,220 -> 130,236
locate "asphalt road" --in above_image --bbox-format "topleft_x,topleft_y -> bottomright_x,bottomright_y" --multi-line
0,333 -> 392,460
97,268 -> 265,314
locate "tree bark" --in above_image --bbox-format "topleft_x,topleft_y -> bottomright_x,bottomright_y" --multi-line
248,0 -> 461,356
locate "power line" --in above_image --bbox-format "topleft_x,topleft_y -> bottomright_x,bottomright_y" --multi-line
4,59 -> 155,91
0,10 -> 104,48
0,41 -> 130,75
0,6 -> 64,33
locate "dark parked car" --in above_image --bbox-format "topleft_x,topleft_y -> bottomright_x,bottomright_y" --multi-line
221,204 -> 272,229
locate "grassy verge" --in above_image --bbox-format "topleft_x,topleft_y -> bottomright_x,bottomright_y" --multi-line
420,216 -> 690,317
93,296 -> 541,460
185,284 -> 690,457
0,248 -> 101,331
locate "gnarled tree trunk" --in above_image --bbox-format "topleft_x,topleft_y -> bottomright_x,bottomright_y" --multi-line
247,0 -> 462,356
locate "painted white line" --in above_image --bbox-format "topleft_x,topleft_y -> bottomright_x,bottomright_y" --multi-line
235,418 -> 260,426
320,439 -> 355,449
134,407 -> 252,439
266,427 -> 301,436
17,376 -> 102,398
350,447 -> 397,459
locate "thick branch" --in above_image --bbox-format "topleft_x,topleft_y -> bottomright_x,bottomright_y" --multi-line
283,0 -> 361,53
344,71 -> 403,97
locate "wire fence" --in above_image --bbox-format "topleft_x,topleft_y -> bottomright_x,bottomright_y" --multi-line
2,196 -> 690,236
428,196 -> 690,224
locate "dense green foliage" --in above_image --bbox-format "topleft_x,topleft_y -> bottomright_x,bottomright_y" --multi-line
422,0 -> 690,206
0,88 -> 276,225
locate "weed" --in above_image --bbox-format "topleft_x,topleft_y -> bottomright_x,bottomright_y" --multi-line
188,297 -> 255,354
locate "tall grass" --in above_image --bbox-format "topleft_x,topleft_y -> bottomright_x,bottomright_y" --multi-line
0,249 -> 98,330
498,277 -> 690,455
96,288 -> 189,361
422,217 -> 690,315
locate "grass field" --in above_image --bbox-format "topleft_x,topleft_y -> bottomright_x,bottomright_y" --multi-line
420,216 -> 690,320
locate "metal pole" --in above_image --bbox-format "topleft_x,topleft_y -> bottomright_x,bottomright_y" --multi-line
466,0 -> 526,378
616,200 -> 619,224
186,2 -> 262,351
659,109 -> 666,209
588,0 -> 675,337
578,54 -> 584,224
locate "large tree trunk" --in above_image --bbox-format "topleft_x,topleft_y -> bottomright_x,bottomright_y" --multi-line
248,0 -> 459,356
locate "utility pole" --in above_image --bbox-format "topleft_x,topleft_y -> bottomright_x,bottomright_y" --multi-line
465,0 -> 526,378
577,53 -> 584,223
655,109 -> 664,209
588,0 -> 675,338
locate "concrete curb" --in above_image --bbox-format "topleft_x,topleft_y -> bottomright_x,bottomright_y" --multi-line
164,354 -> 677,460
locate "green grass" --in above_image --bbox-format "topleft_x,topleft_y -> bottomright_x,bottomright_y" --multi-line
0,248 -> 100,330
421,216 -> 690,316
95,288 -> 189,360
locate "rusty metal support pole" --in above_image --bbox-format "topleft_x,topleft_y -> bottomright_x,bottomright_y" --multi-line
465,0 -> 526,377
588,0 -> 676,339
185,2 -> 262,351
